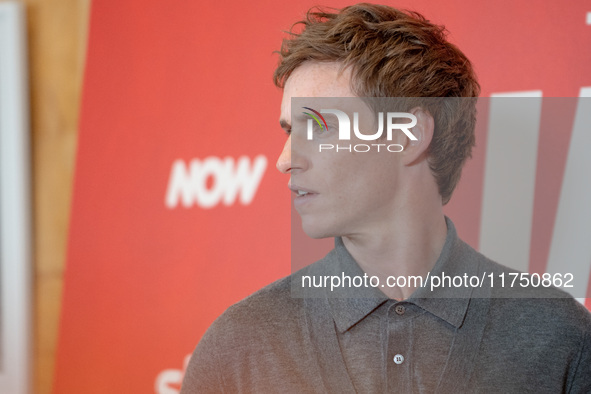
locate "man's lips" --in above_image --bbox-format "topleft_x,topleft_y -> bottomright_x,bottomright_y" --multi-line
288,184 -> 319,198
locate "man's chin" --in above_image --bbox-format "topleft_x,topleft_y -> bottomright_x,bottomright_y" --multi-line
300,222 -> 339,240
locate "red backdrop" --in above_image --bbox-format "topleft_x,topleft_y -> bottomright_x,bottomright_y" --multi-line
54,1 -> 591,393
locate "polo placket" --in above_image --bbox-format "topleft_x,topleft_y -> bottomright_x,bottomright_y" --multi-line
386,301 -> 414,392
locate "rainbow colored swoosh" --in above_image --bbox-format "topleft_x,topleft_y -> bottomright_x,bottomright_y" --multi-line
302,107 -> 329,131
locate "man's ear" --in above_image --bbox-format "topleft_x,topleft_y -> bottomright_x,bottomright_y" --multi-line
401,107 -> 434,166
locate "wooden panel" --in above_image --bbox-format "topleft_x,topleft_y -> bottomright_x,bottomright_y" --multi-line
0,0 -> 90,392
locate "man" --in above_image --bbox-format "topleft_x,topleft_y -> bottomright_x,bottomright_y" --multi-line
181,4 -> 591,392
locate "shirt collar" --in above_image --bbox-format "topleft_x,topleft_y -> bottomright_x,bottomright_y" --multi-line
325,217 -> 474,333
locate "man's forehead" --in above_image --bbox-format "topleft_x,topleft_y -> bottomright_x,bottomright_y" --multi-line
283,62 -> 355,97
280,62 -> 358,125
282,100 -> 351,121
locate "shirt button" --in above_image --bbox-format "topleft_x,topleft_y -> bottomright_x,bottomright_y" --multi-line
393,354 -> 404,365
395,305 -> 406,315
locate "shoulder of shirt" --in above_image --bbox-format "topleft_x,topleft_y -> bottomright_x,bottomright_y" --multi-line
205,253 -> 334,336
458,238 -> 591,333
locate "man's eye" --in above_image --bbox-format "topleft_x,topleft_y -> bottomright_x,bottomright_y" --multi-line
309,122 -> 326,134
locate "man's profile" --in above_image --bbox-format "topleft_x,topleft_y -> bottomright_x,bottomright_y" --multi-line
180,4 -> 591,392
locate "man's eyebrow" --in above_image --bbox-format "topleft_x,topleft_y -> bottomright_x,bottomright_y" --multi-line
279,119 -> 291,130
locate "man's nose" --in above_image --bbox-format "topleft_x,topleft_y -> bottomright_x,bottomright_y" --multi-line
277,134 -> 309,174
276,135 -> 292,174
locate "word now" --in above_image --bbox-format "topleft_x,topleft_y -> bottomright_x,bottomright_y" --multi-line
165,155 -> 267,209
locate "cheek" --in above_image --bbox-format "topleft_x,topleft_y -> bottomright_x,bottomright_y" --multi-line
325,157 -> 370,192
354,155 -> 400,190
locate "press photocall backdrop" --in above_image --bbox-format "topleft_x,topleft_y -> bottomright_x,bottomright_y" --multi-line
54,0 -> 591,393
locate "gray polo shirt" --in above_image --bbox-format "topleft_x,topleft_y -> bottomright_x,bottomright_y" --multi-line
181,219 -> 591,393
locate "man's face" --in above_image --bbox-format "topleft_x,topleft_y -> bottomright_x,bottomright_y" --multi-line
277,62 -> 406,239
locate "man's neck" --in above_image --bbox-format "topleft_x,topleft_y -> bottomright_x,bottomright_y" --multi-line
342,209 -> 447,300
